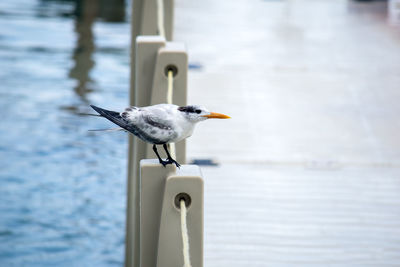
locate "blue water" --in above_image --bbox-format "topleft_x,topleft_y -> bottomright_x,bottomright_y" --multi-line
0,1 -> 131,266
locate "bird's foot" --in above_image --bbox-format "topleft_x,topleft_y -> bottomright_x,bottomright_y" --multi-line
158,159 -> 169,167
168,159 -> 181,169
158,158 -> 181,168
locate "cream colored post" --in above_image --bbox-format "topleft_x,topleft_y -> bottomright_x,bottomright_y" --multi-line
157,170 -> 204,267
147,41 -> 188,163
132,0 -> 174,41
132,36 -> 187,169
126,36 -> 165,267
139,160 -> 203,267
126,35 -> 188,267
127,0 -> 179,265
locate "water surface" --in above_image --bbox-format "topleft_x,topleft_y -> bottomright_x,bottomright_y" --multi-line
0,0 -> 130,266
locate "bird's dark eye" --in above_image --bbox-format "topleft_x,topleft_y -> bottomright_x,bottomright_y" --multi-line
195,110 -> 201,114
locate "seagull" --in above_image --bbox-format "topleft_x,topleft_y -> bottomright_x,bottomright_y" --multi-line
90,104 -> 230,167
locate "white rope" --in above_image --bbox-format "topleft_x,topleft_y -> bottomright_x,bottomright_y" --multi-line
167,69 -> 173,104
180,199 -> 192,267
158,1 -> 189,265
158,1 -> 189,264
167,70 -> 176,159
156,0 -> 166,38
158,0 -> 176,159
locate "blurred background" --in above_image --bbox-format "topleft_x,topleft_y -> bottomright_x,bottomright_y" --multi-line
1,0 -> 400,266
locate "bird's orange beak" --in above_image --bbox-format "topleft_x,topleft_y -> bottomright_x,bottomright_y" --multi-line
202,112 -> 231,119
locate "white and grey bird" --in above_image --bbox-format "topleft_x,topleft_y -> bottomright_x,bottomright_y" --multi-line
90,104 -> 230,167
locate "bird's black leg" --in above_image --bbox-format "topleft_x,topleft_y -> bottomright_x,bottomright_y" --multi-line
153,144 -> 168,167
163,144 -> 181,168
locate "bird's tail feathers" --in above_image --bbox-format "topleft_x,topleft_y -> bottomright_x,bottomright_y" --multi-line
90,105 -> 120,118
90,105 -> 130,131
88,127 -> 125,132
78,113 -> 102,117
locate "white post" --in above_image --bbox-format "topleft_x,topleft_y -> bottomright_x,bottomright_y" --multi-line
157,170 -> 204,267
147,41 -> 188,163
125,36 -> 165,267
126,36 -> 188,267
139,160 -> 203,267
126,1 -> 187,266
131,0 -> 174,42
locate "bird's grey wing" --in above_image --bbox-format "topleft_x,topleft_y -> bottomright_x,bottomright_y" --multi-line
90,105 -> 177,144
139,113 -> 178,144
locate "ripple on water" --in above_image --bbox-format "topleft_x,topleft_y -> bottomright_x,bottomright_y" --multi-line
0,0 -> 128,266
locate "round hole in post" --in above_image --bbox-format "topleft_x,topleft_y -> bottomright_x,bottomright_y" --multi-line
164,64 -> 178,77
174,192 -> 191,209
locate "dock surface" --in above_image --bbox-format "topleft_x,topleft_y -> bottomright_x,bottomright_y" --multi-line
176,0 -> 400,265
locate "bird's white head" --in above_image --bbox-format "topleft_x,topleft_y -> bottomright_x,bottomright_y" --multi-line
177,105 -> 231,123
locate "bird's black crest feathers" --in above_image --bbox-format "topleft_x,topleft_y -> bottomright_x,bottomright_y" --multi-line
178,106 -> 197,113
